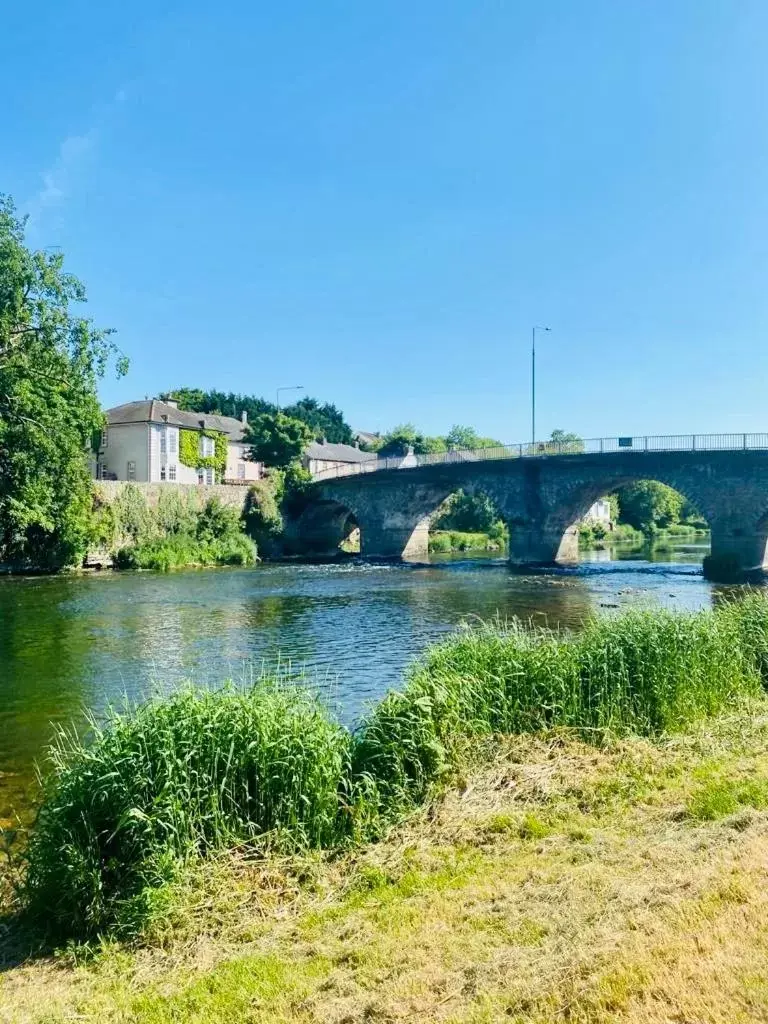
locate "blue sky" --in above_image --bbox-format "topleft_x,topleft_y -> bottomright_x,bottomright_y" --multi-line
3,1 -> 768,441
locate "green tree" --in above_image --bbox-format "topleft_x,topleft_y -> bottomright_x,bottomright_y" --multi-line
282,396 -> 354,444
377,423 -> 447,457
548,429 -> 584,452
433,490 -> 501,533
615,480 -> 684,532
445,425 -> 503,450
162,389 -> 356,444
0,196 -> 125,568
245,411 -> 313,469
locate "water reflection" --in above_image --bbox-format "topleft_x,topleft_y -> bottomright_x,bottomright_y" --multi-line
0,535 -> 740,819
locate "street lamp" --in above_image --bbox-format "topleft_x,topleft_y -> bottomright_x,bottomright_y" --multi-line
276,385 -> 304,409
531,326 -> 550,448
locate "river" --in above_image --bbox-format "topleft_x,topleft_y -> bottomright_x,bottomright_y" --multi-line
0,534 -> 736,822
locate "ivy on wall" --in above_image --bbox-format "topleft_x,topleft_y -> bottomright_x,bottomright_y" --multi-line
179,429 -> 228,481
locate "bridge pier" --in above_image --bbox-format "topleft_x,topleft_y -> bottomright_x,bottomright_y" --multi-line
709,519 -> 768,575
508,521 -> 579,568
360,518 -> 430,560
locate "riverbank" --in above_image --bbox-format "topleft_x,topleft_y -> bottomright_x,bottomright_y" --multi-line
3,702 -> 768,1022
4,597 -> 768,941
428,529 -> 505,553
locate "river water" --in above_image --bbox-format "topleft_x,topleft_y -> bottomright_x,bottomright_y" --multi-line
0,536 -> 733,821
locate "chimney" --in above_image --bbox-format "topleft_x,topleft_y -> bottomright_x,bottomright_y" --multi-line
165,398 -> 178,409
241,410 -> 248,425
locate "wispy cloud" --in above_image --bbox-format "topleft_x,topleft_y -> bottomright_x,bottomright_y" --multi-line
24,82 -> 131,232
26,132 -> 96,227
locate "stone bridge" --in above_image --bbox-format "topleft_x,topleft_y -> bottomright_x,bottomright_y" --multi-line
299,442 -> 768,573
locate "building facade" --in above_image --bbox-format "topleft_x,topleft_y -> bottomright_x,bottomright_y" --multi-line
96,399 -> 263,485
303,439 -> 378,476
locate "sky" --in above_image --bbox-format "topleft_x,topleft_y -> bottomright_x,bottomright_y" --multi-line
3,0 -> 768,442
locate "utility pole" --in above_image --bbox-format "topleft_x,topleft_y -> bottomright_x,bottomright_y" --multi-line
276,385 -> 304,410
531,326 -> 550,448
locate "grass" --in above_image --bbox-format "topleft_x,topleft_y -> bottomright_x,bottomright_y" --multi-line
114,532 -> 257,570
4,708 -> 768,1022
429,530 -> 504,553
6,595 -> 768,948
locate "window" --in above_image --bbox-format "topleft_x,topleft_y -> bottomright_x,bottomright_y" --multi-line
127,461 -> 136,481
205,467 -> 214,486
160,429 -> 167,455
168,464 -> 177,481
197,469 -> 204,485
237,462 -> 245,480
200,434 -> 215,458
169,430 -> 177,454
160,466 -> 166,481
101,429 -> 108,448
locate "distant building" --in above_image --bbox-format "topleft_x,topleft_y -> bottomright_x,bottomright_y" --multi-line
96,399 -> 263,485
303,439 -> 377,476
583,498 -> 612,526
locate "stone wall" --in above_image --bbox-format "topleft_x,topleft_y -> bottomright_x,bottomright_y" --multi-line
94,480 -> 251,511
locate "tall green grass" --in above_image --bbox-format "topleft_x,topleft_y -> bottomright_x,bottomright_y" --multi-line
17,594 -> 768,941
23,686 -> 353,938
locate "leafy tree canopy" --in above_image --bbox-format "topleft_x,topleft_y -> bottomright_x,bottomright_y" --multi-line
162,390 -> 354,444
245,412 -> 313,469
445,425 -> 503,450
615,480 -> 684,532
281,396 -> 354,444
376,423 -> 447,457
0,196 -> 124,568
433,490 -> 501,533
548,429 -> 584,451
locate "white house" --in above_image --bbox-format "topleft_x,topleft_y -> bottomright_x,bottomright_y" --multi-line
583,498 -> 613,527
96,399 -> 263,485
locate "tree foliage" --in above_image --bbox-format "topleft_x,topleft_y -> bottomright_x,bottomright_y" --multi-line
376,423 -> 447,457
245,412 -> 313,469
445,425 -> 503,450
433,490 -> 501,533
615,480 -> 684,532
0,196 -> 125,568
163,389 -> 355,444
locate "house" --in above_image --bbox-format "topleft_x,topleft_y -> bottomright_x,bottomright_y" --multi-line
303,439 -> 378,476
96,399 -> 263,485
583,498 -> 613,527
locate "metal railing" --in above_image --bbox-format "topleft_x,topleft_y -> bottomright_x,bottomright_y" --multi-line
312,433 -> 768,481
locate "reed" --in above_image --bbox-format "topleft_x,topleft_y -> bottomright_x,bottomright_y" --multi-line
16,595 -> 768,941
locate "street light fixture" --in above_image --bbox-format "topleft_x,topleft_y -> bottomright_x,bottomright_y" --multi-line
531,326 -> 550,448
276,385 -> 304,410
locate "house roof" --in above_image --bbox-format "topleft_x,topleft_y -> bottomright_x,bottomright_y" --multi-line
106,400 -> 248,441
305,440 -> 377,464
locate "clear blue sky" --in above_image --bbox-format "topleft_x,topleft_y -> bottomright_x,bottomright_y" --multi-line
3,1 -> 768,441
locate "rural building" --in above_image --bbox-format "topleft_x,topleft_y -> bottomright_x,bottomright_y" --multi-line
96,399 -> 263,485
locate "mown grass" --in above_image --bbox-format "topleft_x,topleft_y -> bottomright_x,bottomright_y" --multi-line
5,710 -> 768,1023
8,594 -> 768,945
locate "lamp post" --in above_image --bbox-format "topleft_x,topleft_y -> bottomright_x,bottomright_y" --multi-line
531,326 -> 550,448
276,385 -> 304,410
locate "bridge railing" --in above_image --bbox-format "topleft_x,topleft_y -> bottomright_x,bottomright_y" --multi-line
312,433 -> 768,481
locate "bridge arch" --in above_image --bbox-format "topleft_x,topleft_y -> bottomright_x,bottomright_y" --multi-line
293,498 -> 359,557
307,448 -> 768,576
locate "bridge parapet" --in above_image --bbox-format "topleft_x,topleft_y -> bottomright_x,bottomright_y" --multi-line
312,433 -> 768,482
